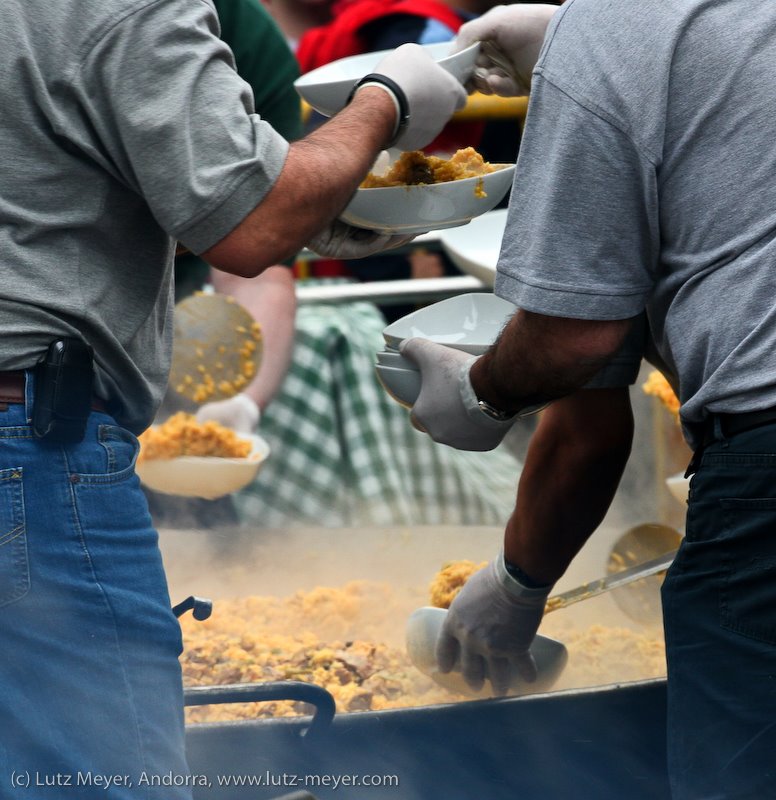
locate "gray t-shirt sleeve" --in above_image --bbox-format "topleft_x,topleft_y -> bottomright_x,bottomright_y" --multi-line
69,0 -> 289,254
495,74 -> 660,321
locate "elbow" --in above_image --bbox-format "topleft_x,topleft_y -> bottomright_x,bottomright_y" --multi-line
199,218 -> 302,277
573,318 -> 633,364
200,242 -> 295,279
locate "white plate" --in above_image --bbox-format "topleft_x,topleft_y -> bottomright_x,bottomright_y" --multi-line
136,433 -> 270,500
375,364 -> 422,408
406,607 -> 568,698
294,42 -> 480,118
437,208 -> 508,287
341,164 -> 515,236
382,292 -> 515,351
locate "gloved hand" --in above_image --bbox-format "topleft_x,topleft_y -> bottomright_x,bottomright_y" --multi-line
452,4 -> 558,97
366,43 -> 467,150
306,218 -> 414,259
195,393 -> 260,434
436,554 -> 552,695
399,337 -> 517,451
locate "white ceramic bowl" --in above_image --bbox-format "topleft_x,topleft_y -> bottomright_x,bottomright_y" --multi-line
382,292 -> 515,352
136,433 -> 270,500
406,607 -> 568,698
375,350 -> 418,370
375,364 -> 422,408
341,164 -> 515,236
437,208 -> 508,287
294,42 -> 480,117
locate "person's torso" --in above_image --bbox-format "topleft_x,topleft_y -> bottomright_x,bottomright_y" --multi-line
543,0 -> 776,422
3,0 -> 291,432
0,0 -> 183,432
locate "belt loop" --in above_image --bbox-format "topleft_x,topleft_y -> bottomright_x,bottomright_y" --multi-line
24,370 -> 35,423
713,415 -> 729,448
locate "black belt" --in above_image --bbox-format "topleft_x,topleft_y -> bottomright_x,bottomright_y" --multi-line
685,407 -> 776,477
698,407 -> 776,448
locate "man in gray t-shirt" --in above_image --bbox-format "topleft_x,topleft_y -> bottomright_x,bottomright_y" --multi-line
402,2 -> 776,797
0,0 -> 469,791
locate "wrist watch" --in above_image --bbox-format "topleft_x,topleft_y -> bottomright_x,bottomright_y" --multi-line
478,396 -> 550,421
477,397 -> 516,422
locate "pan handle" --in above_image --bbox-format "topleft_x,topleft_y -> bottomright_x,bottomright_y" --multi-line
172,595 -> 213,621
184,681 -> 335,737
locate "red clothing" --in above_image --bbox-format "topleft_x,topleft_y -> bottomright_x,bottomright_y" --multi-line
297,0 -> 484,157
297,0 -> 463,73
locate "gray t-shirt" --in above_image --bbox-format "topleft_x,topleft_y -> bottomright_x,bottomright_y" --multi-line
496,0 -> 776,447
0,0 -> 289,433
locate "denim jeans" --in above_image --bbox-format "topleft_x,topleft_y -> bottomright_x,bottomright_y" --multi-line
662,422 -> 776,800
0,379 -> 191,798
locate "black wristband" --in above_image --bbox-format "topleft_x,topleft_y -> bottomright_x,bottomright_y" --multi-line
346,73 -> 410,148
503,558 -> 551,589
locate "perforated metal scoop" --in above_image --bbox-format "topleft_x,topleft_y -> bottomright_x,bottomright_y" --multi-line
168,292 -> 262,406
605,523 -> 682,624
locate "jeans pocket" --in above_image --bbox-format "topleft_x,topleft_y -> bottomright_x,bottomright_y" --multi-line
98,424 -> 140,476
72,424 -> 140,486
719,497 -> 776,644
0,467 -> 30,608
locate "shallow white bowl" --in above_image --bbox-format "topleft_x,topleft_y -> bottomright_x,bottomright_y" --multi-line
136,433 -> 270,500
341,164 -> 515,236
294,42 -> 480,117
406,607 -> 568,698
438,208 -> 508,287
382,292 -> 515,351
375,364 -> 422,408
375,350 -> 419,370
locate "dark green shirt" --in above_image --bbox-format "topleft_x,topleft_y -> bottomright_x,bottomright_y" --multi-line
176,0 -> 301,299
213,0 -> 302,143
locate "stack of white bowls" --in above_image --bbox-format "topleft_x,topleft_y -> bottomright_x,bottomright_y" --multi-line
375,293 -> 517,408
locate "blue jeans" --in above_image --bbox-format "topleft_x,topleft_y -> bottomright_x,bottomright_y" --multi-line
662,422 -> 776,800
0,380 -> 191,798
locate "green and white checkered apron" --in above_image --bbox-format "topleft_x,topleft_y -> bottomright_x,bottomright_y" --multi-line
235,292 -> 522,528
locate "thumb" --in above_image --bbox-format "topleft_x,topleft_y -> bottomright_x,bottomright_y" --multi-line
399,337 -> 447,370
452,17 -> 483,54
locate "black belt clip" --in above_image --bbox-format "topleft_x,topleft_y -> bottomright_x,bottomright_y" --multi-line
32,338 -> 95,443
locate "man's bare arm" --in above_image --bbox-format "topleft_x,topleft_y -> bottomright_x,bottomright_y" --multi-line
202,87 -> 396,276
470,310 -> 634,414
504,388 -> 634,584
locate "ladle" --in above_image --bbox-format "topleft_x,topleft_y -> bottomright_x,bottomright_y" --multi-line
406,540 -> 679,698
605,523 -> 683,624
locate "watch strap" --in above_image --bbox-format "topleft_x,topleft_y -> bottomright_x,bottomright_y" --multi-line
346,73 -> 409,148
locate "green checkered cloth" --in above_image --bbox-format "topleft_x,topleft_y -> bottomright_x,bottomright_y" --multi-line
235,289 -> 522,528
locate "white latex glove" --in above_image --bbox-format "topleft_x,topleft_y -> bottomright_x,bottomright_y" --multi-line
399,338 -> 517,451
365,43 -> 467,151
436,554 -> 552,695
195,393 -> 260,434
453,4 -> 559,97
306,218 -> 414,259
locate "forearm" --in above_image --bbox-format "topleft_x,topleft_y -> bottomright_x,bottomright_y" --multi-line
210,266 -> 297,411
504,388 -> 634,584
471,310 -> 634,414
202,87 -> 396,275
